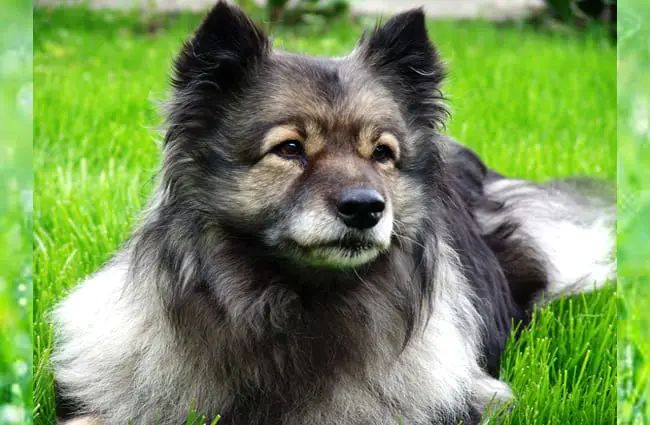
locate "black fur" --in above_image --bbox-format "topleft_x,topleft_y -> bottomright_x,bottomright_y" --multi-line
446,144 -> 548,376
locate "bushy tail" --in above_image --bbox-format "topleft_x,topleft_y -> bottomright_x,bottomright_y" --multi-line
477,175 -> 616,301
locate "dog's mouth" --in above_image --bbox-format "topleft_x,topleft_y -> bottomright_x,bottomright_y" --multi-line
290,236 -> 388,268
316,238 -> 377,252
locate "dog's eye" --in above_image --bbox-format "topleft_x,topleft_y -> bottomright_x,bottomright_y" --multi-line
372,145 -> 394,163
273,140 -> 304,158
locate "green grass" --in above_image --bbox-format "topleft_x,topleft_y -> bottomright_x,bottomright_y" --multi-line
33,5 -> 616,425
1,1 -> 33,424
617,1 -> 650,424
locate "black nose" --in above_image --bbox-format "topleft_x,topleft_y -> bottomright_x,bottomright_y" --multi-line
337,188 -> 385,229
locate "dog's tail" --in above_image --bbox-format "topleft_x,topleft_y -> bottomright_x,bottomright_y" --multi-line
477,175 -> 616,302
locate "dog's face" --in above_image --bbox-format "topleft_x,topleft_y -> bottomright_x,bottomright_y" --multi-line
163,2 -> 447,268
237,61 -> 400,267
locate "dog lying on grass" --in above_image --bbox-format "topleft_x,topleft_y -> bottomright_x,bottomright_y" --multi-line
52,2 -> 615,424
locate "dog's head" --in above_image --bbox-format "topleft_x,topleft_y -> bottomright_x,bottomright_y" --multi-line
162,1 -> 447,268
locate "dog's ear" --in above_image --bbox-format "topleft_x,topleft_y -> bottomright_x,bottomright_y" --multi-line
172,1 -> 270,93
357,9 -> 447,128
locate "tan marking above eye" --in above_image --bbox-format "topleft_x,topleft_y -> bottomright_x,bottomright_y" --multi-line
261,126 -> 303,155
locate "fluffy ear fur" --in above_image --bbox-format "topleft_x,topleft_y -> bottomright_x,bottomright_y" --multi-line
357,9 -> 448,129
172,1 -> 270,92
167,1 -> 270,139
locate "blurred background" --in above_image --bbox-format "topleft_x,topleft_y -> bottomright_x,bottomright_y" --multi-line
618,1 -> 650,425
34,0 -> 615,32
0,0 -> 33,424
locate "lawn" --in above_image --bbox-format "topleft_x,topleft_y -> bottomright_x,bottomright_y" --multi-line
33,4 -> 616,425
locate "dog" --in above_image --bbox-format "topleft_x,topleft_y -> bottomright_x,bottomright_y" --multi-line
50,2 -> 616,424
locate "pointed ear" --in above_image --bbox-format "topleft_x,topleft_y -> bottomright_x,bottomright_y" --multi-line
357,9 -> 447,128
172,1 -> 270,93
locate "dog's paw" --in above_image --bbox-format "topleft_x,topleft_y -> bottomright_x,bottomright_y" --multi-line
60,417 -> 105,425
471,375 -> 516,423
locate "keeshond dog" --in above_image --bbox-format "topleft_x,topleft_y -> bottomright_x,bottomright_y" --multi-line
51,2 -> 616,425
